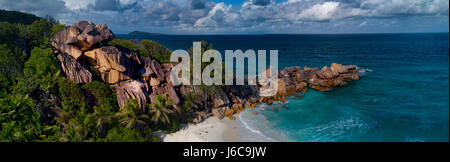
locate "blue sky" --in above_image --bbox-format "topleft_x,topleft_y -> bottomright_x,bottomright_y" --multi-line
1,0 -> 448,34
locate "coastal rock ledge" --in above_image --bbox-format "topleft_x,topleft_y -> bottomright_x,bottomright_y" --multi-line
50,20 -> 366,122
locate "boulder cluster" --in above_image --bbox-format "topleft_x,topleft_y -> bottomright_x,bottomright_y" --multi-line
51,21 -> 180,110
207,63 -> 361,121
51,21 -> 364,123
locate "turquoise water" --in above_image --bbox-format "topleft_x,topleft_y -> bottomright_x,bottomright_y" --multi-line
119,33 -> 449,142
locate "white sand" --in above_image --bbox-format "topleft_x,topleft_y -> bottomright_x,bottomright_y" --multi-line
158,117 -> 242,142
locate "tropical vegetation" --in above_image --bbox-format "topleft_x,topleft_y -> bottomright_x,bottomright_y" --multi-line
0,10 -> 183,142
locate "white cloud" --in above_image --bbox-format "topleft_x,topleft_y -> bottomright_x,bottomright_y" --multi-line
63,0 -> 94,10
363,0 -> 449,17
299,2 -> 340,21
1,0 -> 448,33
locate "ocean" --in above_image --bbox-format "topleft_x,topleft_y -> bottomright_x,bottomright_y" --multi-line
118,33 -> 449,142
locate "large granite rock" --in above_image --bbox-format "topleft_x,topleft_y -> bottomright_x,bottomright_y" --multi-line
76,22 -> 114,51
57,53 -> 93,84
114,80 -> 149,109
212,89 -> 230,108
306,63 -> 360,91
51,26 -> 83,59
166,84 -> 180,105
212,108 -> 224,120
51,21 -> 114,59
85,46 -> 140,84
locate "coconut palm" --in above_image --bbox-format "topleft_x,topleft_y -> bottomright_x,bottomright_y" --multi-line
93,104 -> 114,137
115,99 -> 149,130
149,95 -> 171,125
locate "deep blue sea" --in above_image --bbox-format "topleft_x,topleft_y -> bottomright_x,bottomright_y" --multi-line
119,33 -> 449,142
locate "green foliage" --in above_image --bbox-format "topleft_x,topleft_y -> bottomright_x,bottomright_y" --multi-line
82,81 -> 118,138
1,10 -> 185,142
55,78 -> 100,141
82,81 -> 118,108
138,40 -> 171,63
164,115 -> 180,134
50,24 -> 66,37
115,99 -> 149,130
57,77 -> 88,113
0,9 -> 42,25
0,22 -> 19,48
0,93 -> 59,141
105,127 -> 148,142
149,95 -> 171,125
24,47 -> 59,78
25,19 -> 52,48
24,47 -> 60,91
180,92 -> 198,122
107,38 -> 138,52
0,44 -> 24,94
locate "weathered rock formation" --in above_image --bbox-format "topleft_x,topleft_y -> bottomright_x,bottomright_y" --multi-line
51,21 -> 114,60
51,20 -> 365,122
56,53 -> 93,84
51,21 -> 150,109
84,46 -> 141,84
114,80 -> 149,109
208,63 -> 362,120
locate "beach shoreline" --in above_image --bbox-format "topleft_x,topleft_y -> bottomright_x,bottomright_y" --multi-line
157,117 -> 242,142
157,111 -> 277,142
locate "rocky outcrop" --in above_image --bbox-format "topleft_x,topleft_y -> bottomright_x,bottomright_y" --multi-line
307,63 -> 359,91
51,20 -> 365,122
208,63 -> 363,120
212,108 -> 224,120
141,57 -> 181,106
51,26 -> 83,59
56,53 -> 93,84
166,84 -> 180,105
51,21 -> 149,109
212,89 -> 230,108
51,21 -> 114,59
114,80 -> 149,109
84,46 -> 140,84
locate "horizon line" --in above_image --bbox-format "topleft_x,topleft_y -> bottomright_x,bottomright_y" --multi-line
116,31 -> 450,36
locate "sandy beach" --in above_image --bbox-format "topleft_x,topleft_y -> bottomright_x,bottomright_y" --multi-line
158,117 -> 242,142
156,110 -> 277,142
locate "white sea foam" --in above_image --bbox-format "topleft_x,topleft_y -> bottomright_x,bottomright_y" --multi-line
237,114 -> 269,138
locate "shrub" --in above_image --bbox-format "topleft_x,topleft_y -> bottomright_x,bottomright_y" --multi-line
57,77 -> 88,114
0,93 -> 59,142
50,24 -> 66,37
138,40 -> 171,63
105,127 -> 148,142
0,44 -> 24,92
25,19 -> 52,48
23,47 -> 60,90
82,81 -> 118,109
107,38 -> 138,52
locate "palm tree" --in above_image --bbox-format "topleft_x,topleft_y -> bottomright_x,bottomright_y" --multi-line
115,99 -> 149,130
149,95 -> 171,125
93,104 -> 113,137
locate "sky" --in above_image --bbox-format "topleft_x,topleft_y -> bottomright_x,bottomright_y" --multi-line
0,0 -> 449,34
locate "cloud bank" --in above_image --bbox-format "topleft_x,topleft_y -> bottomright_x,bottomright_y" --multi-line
1,0 -> 448,34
